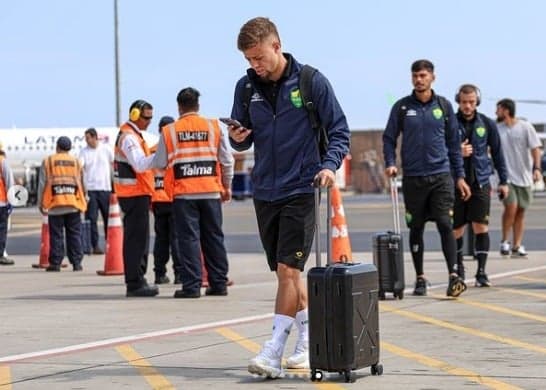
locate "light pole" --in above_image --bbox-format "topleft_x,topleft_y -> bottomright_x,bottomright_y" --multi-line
114,0 -> 121,126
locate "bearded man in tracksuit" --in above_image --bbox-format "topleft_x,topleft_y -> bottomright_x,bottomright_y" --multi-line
383,59 -> 471,298
228,17 -> 350,378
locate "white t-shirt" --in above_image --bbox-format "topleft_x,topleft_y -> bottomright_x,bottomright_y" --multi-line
497,119 -> 542,187
79,144 -> 114,191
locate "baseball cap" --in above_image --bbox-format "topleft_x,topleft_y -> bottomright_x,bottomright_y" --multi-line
158,116 -> 175,131
57,136 -> 72,151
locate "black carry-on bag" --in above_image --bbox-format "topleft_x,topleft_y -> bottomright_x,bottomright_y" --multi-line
307,185 -> 383,383
372,177 -> 405,300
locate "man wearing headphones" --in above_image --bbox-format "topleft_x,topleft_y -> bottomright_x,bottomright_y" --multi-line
453,85 -> 508,287
114,100 -> 157,297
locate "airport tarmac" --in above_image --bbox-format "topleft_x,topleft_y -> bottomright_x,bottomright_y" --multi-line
1,249 -> 546,389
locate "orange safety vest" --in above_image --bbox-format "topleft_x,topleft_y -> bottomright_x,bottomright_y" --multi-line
113,122 -> 154,198
0,156 -> 7,203
163,113 -> 224,195
41,153 -> 87,212
151,167 -> 174,203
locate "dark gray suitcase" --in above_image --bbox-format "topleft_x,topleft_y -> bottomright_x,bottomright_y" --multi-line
80,220 -> 92,255
372,178 -> 405,299
307,185 -> 383,383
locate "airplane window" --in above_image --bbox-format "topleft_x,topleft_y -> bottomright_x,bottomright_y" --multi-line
29,146 -> 33,150
14,146 -> 18,151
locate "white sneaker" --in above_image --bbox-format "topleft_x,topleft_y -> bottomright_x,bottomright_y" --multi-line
248,341 -> 283,378
285,340 -> 309,369
500,241 -> 511,256
511,245 -> 528,258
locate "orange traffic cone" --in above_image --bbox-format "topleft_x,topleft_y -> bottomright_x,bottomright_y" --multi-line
97,194 -> 124,275
330,185 -> 352,263
32,214 -> 50,269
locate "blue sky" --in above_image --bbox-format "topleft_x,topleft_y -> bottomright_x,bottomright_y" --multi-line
1,0 -> 545,132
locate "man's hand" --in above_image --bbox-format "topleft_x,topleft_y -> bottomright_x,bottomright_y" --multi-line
461,139 -> 473,158
533,168 -> 542,183
456,178 -> 472,201
228,125 -> 252,143
221,188 -> 232,203
498,184 -> 509,200
385,166 -> 398,178
314,169 -> 336,187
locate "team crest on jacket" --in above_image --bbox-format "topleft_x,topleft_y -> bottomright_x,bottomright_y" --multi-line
290,88 -> 303,108
432,108 -> 443,120
476,126 -> 486,138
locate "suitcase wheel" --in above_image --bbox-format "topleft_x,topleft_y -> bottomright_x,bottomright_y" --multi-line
378,290 -> 386,300
310,369 -> 323,382
394,290 -> 404,300
371,363 -> 384,376
343,370 -> 355,383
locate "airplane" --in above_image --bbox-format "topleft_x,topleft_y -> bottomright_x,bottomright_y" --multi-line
0,127 -> 159,205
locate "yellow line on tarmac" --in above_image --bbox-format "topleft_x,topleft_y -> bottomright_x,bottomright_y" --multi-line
514,276 -> 546,284
381,341 -> 522,390
115,344 -> 174,390
492,287 -> 546,300
380,304 -> 546,355
215,327 -> 346,390
429,294 -> 546,323
0,366 -> 11,390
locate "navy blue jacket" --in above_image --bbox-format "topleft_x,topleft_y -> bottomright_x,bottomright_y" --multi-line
383,91 -> 465,178
456,111 -> 508,187
230,54 -> 350,201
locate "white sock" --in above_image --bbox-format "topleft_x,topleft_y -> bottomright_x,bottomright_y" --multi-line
270,314 -> 294,355
294,309 -> 309,346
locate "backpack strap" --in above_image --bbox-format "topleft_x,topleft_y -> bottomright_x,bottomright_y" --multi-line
241,78 -> 253,129
299,64 -> 328,158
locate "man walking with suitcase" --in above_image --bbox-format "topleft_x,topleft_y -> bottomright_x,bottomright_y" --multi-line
229,17 -> 350,378
383,59 -> 470,297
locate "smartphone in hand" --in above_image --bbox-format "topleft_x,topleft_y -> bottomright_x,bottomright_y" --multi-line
219,117 -> 242,128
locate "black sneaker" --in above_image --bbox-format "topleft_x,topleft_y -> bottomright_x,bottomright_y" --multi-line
475,273 -> 492,287
126,284 -> 159,297
173,289 -> 201,298
447,275 -> 467,297
46,264 -> 61,272
205,286 -> 228,296
413,277 -> 429,296
73,264 -> 83,272
154,275 -> 170,284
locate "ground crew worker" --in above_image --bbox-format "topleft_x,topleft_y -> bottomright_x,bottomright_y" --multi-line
453,84 -> 508,287
151,115 -> 182,284
151,87 -> 233,299
37,136 -> 87,271
114,99 -> 157,297
0,148 -> 15,266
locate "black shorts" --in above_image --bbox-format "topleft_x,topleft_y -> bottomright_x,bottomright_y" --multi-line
253,193 -> 315,272
402,173 -> 454,228
453,184 -> 491,228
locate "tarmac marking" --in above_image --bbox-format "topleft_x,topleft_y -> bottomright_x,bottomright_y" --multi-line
115,344 -> 175,390
0,366 -> 11,390
381,341 -> 522,390
491,286 -> 546,300
514,275 -> 546,284
0,313 -> 273,363
215,327 -> 346,389
381,304 -> 546,355
429,294 -> 546,323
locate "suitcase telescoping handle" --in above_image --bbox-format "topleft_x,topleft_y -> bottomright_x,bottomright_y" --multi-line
314,182 -> 332,268
390,177 -> 401,234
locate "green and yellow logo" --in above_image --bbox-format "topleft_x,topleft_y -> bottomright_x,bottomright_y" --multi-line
295,251 -> 304,259
290,89 -> 303,108
476,126 -> 486,138
405,212 -> 412,225
433,108 -> 443,120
